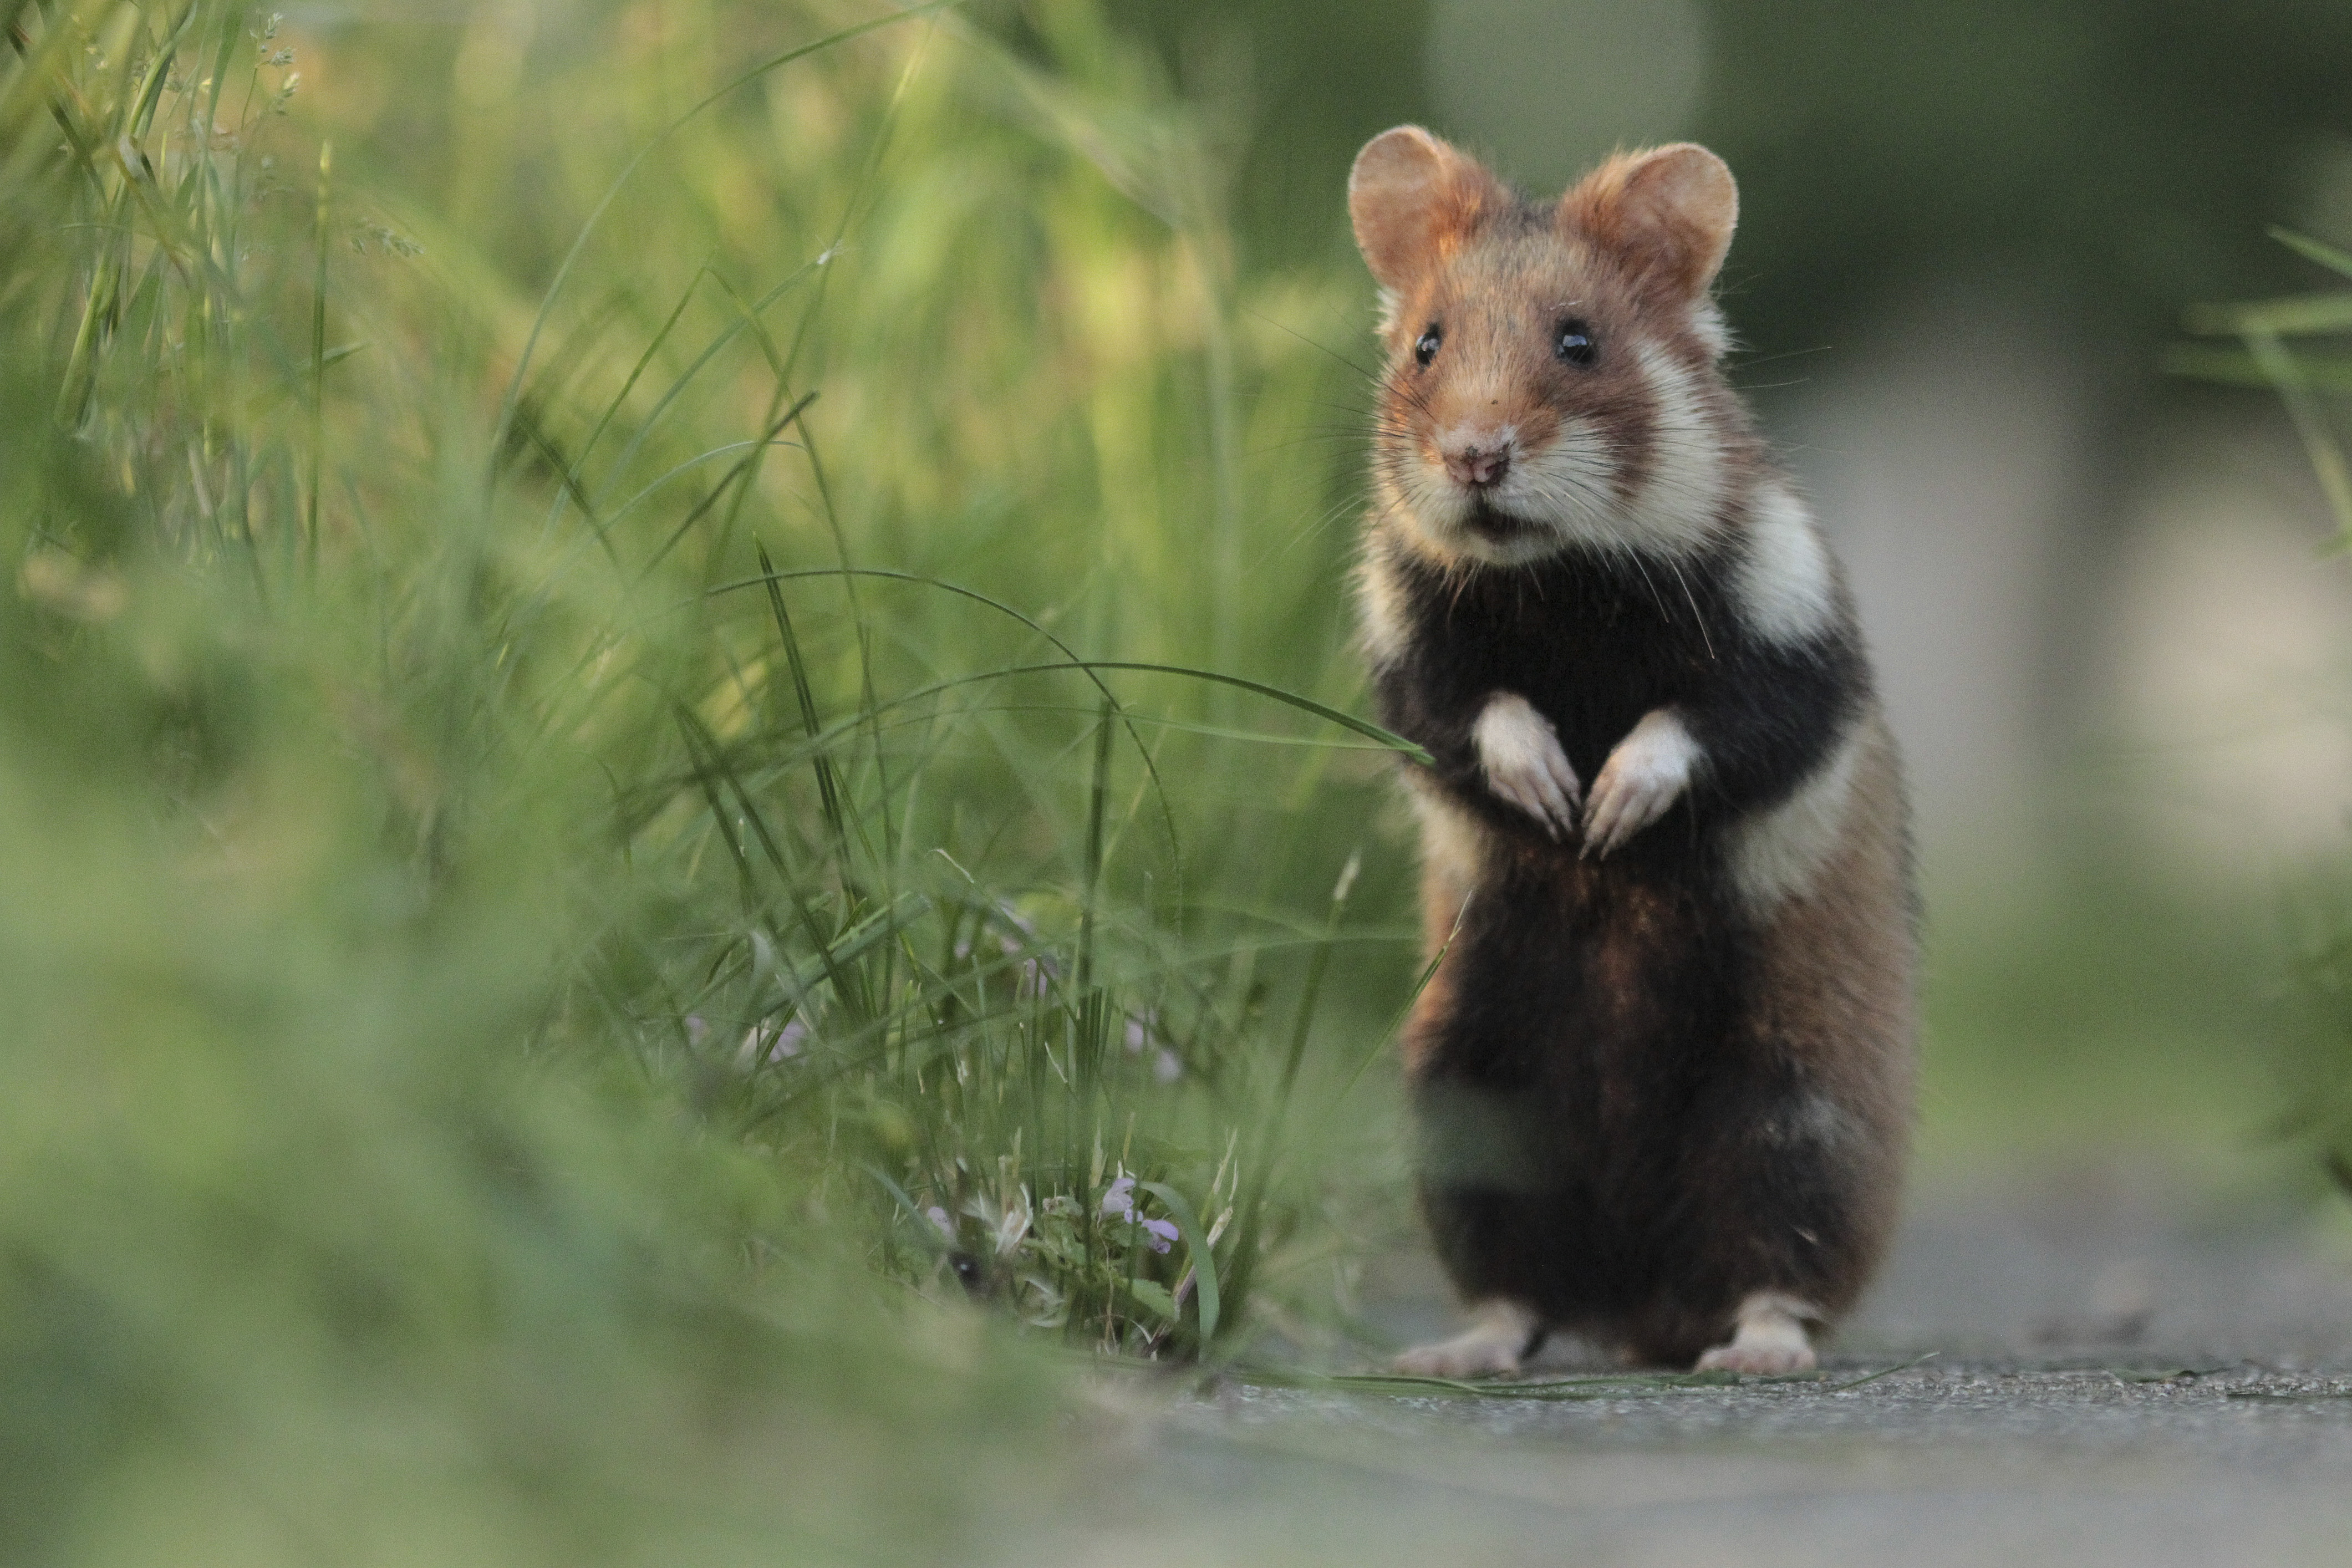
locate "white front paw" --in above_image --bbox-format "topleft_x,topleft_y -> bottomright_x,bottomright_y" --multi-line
1583,708 -> 1698,858
1472,693 -> 1580,841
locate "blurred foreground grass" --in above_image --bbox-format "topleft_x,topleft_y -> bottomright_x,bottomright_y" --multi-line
0,1 -> 1427,1559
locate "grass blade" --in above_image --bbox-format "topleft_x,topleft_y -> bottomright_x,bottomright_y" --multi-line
1218,849 -> 1359,1339
2182,291 -> 2352,338
491,1 -> 963,477
306,139 -> 329,571
2271,225 -> 2352,283
2245,328 -> 2352,544
755,538 -> 857,879
1138,1180 -> 1219,1348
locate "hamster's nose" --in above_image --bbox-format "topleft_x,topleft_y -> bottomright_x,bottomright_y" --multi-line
1444,441 -> 1511,490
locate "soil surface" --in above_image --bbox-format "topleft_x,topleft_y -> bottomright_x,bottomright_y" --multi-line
1048,1171 -> 2352,1566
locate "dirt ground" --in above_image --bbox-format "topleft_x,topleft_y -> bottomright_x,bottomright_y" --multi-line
1041,1170 -> 2352,1567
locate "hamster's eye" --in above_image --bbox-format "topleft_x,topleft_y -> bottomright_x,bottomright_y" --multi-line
1556,319 -> 1597,366
1414,326 -> 1442,368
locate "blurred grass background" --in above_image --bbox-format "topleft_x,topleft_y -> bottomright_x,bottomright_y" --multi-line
8,0 -> 2352,1561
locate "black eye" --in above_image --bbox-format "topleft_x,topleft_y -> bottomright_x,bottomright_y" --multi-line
1414,326 -> 1442,367
1556,319 -> 1596,366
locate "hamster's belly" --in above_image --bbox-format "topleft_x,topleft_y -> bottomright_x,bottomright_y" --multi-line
1411,847 -> 1740,1185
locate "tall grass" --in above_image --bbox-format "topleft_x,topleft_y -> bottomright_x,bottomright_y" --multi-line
2175,227 -> 2352,1198
2,0 -> 1423,1559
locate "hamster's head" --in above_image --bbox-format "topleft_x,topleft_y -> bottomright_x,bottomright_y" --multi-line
1350,127 -> 1742,567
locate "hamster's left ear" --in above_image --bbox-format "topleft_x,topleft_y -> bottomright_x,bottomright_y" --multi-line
1349,126 -> 1508,292
1559,144 -> 1738,302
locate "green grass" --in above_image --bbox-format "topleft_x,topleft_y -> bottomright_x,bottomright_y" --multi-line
0,1 -> 1432,1559
2172,226 -> 2352,1194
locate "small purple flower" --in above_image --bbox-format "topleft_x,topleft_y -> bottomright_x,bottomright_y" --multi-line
1153,1048 -> 1181,1085
739,1014 -> 808,1067
925,1205 -> 954,1240
1123,1016 -> 1148,1053
1100,1175 -> 1179,1254
991,901 -> 1061,993
685,1014 -> 708,1047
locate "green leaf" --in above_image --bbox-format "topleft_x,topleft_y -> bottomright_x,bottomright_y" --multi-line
2272,226 -> 2352,283
2162,344 -> 2352,394
2183,291 -> 2352,338
1124,1276 -> 1178,1323
2246,329 -> 2352,544
1137,1180 -> 1219,1347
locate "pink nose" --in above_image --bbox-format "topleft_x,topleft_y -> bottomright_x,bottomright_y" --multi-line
1444,442 -> 1511,489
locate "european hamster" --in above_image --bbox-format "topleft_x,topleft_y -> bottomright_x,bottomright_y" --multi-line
1349,127 -> 1917,1375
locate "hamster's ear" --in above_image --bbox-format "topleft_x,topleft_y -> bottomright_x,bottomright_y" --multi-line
1559,144 -> 1737,302
1349,126 -> 1506,292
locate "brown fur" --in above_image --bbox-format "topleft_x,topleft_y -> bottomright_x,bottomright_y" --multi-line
1556,145 -> 1739,305
1616,714 -> 1916,1360
1348,126 -> 1513,294
1734,716 -> 1917,1299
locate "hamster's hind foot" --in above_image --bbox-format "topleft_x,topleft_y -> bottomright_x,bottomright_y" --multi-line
1694,1292 -> 1818,1374
1390,1299 -> 1542,1379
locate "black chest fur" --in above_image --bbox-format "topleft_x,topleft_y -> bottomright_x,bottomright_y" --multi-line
1373,546 -> 1733,867
1394,548 -> 1724,770
1370,537 -> 1864,870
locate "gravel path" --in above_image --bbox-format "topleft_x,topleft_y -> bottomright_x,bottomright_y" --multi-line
1043,1173 -> 2352,1567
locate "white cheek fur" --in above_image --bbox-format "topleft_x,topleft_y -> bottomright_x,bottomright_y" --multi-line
1732,484 -> 1837,645
1689,301 -> 1733,360
1508,424 -> 1622,548
1380,341 -> 1736,567
1620,343 -> 1729,556
1381,470 -> 1567,571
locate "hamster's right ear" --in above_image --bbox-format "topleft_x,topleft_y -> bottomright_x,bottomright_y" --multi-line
1348,126 -> 1503,292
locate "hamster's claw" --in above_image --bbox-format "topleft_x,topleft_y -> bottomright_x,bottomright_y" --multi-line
1582,709 -> 1699,858
1472,691 -> 1580,840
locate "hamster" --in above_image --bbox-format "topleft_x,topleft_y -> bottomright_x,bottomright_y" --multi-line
1348,127 -> 1917,1376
